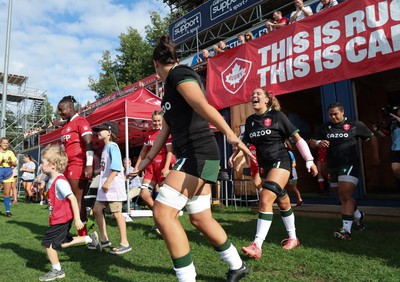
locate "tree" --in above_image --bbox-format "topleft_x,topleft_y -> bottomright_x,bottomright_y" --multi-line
5,108 -> 18,148
115,27 -> 153,88
53,108 -> 60,121
43,95 -> 54,125
88,50 -> 119,99
88,11 -> 170,99
145,11 -> 171,47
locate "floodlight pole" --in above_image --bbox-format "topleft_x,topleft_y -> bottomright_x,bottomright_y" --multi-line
1,0 -> 13,137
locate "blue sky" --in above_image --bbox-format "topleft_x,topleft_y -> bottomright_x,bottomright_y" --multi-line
0,0 -> 169,112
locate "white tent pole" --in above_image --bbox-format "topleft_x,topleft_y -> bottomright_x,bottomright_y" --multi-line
124,114 -> 130,213
224,134 -> 228,207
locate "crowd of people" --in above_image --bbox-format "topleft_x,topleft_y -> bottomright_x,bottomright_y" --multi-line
23,126 -> 44,149
196,0 -> 340,62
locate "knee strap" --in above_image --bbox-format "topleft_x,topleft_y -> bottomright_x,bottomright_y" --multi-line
140,183 -> 154,192
262,181 -> 287,198
156,184 -> 188,211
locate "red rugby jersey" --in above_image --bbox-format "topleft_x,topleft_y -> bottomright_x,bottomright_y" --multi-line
144,129 -> 172,162
60,114 -> 92,166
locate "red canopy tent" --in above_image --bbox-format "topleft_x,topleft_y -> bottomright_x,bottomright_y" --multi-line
39,88 -> 162,149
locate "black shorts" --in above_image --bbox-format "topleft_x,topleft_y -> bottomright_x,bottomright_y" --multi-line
258,157 -> 292,178
328,164 -> 360,186
42,220 -> 73,250
172,158 -> 219,184
390,150 -> 400,163
22,179 -> 34,183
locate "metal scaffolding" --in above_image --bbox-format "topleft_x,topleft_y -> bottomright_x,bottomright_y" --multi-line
0,72 -> 47,151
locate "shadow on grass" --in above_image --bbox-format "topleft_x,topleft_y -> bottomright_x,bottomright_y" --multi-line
7,220 -> 48,241
210,208 -> 400,269
0,243 -> 48,270
62,247 -> 222,282
63,248 -> 170,282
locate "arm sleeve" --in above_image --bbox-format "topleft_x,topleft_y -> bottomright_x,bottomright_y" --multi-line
166,135 -> 173,146
171,67 -> 199,90
278,111 -> 299,137
79,118 -> 93,137
28,162 -> 36,170
356,121 -> 374,140
109,144 -> 123,172
56,179 -> 73,199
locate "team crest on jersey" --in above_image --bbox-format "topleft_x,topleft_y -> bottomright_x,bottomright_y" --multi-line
343,124 -> 350,131
264,118 -> 272,127
66,126 -> 71,132
83,126 -> 89,131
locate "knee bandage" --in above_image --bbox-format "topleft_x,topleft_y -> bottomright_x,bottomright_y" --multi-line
156,184 -> 188,211
185,194 -> 211,214
262,181 -> 287,198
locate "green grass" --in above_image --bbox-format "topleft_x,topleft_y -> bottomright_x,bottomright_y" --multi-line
1,197 -> 400,282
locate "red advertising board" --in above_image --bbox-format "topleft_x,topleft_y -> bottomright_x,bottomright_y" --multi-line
206,0 -> 400,109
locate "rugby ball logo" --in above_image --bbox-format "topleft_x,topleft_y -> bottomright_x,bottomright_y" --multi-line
221,58 -> 252,95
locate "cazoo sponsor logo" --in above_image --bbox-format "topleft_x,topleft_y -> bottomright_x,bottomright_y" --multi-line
162,102 -> 171,114
249,130 -> 271,138
327,133 -> 349,138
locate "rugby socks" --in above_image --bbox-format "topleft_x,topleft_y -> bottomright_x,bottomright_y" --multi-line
254,212 -> 273,248
280,208 -> 297,239
342,214 -> 354,232
172,252 -> 196,282
318,178 -> 325,190
84,235 -> 93,244
214,239 -> 243,270
4,196 -> 11,212
78,224 -> 87,236
354,206 -> 362,220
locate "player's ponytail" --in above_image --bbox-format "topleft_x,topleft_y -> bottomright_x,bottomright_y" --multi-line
265,90 -> 281,111
153,34 -> 178,65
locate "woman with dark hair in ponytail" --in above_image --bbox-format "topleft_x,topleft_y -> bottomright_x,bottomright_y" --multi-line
231,88 -> 317,259
57,95 -> 94,236
136,35 -> 253,282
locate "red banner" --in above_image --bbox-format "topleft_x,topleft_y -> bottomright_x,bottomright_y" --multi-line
206,0 -> 400,109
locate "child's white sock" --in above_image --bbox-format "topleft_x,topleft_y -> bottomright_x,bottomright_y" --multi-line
52,263 -> 61,271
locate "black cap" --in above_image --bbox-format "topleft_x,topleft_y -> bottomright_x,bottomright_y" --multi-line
93,121 -> 119,135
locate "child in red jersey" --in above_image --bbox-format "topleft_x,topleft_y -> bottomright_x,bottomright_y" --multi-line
39,145 -> 100,282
